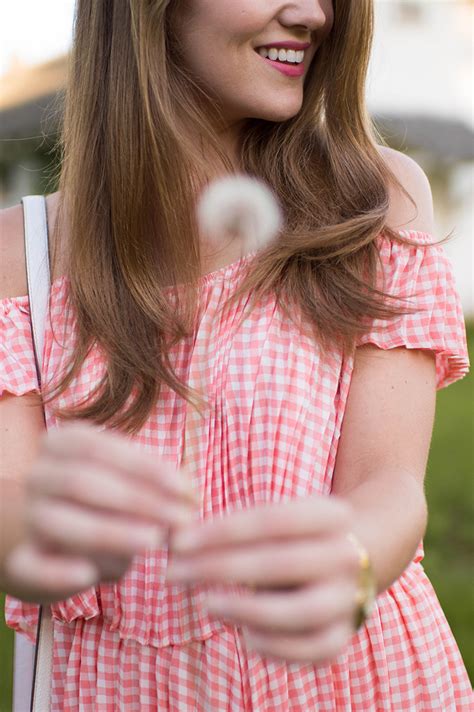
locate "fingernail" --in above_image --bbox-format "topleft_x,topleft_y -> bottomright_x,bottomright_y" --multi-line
133,527 -> 161,548
166,562 -> 190,580
172,507 -> 199,529
180,474 -> 199,498
188,488 -> 201,506
205,595 -> 229,613
73,565 -> 97,586
242,629 -> 261,649
171,528 -> 200,552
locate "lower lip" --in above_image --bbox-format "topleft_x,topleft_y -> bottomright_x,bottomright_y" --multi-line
256,53 -> 305,77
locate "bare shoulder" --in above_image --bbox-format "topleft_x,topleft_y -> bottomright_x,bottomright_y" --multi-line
0,201 -> 26,298
376,145 -> 435,235
0,191 -> 65,299
0,194 -> 62,473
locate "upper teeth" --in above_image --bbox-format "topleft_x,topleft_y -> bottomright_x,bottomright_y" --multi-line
257,48 -> 305,64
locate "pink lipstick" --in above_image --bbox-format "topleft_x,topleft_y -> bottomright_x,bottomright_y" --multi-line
261,57 -> 305,77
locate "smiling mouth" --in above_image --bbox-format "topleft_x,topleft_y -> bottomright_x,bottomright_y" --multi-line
253,48 -> 306,78
254,47 -> 306,66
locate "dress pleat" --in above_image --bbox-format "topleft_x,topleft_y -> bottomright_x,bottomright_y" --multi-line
2,230 -> 472,710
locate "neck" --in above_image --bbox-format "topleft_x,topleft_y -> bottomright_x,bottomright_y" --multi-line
216,121 -> 246,169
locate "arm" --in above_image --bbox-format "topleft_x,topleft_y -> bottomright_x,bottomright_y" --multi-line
162,150 -> 443,665
331,148 -> 438,594
0,394 -> 45,585
0,204 -> 46,585
1,198 -> 200,602
331,344 -> 435,594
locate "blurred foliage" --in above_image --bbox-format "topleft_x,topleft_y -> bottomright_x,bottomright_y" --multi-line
422,319 -> 474,678
0,135 -> 61,201
0,591 -> 13,711
1,325 -> 473,709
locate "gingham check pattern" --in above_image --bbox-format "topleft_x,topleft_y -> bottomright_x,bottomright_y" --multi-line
2,230 -> 472,710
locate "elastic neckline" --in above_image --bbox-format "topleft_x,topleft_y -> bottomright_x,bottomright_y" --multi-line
8,229 -> 434,301
170,249 -> 259,291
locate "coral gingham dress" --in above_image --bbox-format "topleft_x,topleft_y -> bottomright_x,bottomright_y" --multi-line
2,229 -> 473,711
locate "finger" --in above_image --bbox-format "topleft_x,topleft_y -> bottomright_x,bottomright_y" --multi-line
3,542 -> 98,605
28,457 -> 198,528
42,423 -> 199,505
205,580 -> 357,634
166,537 -> 357,587
27,499 -> 166,557
242,620 -> 354,665
170,497 -> 351,554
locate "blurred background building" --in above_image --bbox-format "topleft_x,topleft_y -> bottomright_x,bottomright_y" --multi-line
0,0 -> 473,314
367,0 -> 473,316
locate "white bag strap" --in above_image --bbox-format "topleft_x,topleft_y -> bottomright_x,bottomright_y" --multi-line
22,196 -> 51,382
12,196 -> 54,712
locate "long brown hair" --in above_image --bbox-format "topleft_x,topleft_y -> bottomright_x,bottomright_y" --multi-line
44,0 -> 439,434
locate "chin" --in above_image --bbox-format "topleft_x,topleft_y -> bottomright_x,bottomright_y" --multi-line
258,106 -> 302,122
248,98 -> 303,123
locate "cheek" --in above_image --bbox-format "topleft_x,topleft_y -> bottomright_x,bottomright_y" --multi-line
181,37 -> 257,99
177,0 -> 271,58
173,1 -> 316,118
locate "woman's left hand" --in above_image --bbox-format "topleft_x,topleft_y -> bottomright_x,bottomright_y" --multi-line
166,496 -> 363,664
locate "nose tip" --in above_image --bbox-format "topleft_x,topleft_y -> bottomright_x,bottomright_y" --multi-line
278,1 -> 333,35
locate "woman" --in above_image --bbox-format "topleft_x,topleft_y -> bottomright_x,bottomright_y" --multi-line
1,0 -> 472,709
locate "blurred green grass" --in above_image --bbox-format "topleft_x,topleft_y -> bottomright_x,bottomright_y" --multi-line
1,324 -> 472,709
422,319 -> 474,678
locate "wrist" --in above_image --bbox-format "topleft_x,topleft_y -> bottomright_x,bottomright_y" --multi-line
338,475 -> 427,593
346,531 -> 377,631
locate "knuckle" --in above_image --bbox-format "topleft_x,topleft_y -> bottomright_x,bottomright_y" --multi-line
104,485 -> 130,513
62,422 -> 101,458
330,538 -> 356,573
124,490 -> 161,524
94,527 -> 121,551
26,459 -> 47,492
123,487 -> 151,515
305,594 -> 327,627
343,541 -> 361,574
330,497 -> 353,525
77,427 -> 102,459
27,501 -> 51,533
31,503 -> 123,556
305,590 -> 334,627
66,467 -> 91,501
30,501 -> 85,552
100,474 -> 159,519
96,518 -> 148,554
305,585 -> 348,627
195,558 -> 215,579
338,582 -> 356,612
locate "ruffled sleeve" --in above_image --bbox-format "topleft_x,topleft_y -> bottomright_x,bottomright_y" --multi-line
0,295 -> 40,397
357,231 -> 470,390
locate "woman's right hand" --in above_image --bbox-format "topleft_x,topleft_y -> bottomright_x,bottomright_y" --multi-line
2,422 -> 200,605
